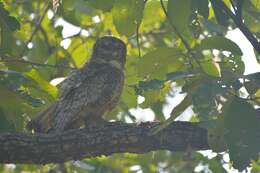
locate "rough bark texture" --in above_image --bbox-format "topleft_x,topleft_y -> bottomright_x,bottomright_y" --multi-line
0,121 -> 209,164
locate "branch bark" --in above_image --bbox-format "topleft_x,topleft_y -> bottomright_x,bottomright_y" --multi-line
0,121 -> 209,164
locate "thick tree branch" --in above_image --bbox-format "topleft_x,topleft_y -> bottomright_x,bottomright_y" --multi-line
0,121 -> 209,164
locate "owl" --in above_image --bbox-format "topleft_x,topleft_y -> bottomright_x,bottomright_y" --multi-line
27,36 -> 126,133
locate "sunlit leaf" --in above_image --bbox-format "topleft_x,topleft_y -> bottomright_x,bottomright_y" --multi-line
140,0 -> 164,32
112,0 -> 144,36
136,48 -> 183,79
25,69 -> 58,99
167,0 -> 192,30
87,0 -> 115,11
201,60 -> 220,77
198,36 -> 243,56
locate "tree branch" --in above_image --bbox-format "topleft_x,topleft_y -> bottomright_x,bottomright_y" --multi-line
19,0 -> 51,58
0,121 -> 209,164
215,0 -> 260,54
0,56 -> 75,69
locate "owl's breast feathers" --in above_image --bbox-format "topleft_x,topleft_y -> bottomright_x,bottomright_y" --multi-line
27,36 -> 126,133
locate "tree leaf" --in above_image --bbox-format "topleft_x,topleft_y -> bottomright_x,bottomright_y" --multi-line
0,2 -> 20,31
112,0 -> 144,36
201,60 -> 220,77
138,79 -> 165,91
0,2 -> 20,55
223,98 -> 260,171
27,37 -> 49,63
167,0 -> 192,30
136,48 -> 183,79
25,69 -> 58,99
121,86 -> 137,108
198,36 -> 243,56
193,0 -> 209,19
245,72 -> 260,86
87,0 -> 115,11
0,86 -> 30,131
0,108 -> 16,132
140,0 -> 164,32
71,42 -> 91,68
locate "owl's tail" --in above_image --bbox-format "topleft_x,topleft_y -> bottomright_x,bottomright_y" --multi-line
26,102 -> 58,133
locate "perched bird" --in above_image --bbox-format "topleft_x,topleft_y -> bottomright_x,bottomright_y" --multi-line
27,36 -> 126,133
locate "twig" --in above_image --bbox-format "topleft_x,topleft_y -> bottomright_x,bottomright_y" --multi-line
136,24 -> 142,57
0,56 -> 75,69
19,0 -> 51,58
39,26 -> 53,53
159,0 -> 202,70
159,0 -> 191,52
215,0 -> 260,54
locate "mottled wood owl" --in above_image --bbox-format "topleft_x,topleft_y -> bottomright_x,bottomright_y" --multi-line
27,36 -> 126,133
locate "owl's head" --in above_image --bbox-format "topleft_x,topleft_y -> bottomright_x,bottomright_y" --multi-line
91,36 -> 126,68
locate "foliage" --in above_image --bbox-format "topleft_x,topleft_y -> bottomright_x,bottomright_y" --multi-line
0,0 -> 260,172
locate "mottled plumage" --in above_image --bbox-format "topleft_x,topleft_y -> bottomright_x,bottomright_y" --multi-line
27,36 -> 126,133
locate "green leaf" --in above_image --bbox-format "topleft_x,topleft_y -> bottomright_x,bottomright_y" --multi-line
198,36 -> 243,56
192,82 -> 218,120
167,0 -> 192,30
245,72 -> 260,86
0,2 -> 20,31
138,79 -> 165,91
87,0 -> 115,11
25,69 -> 58,99
71,42 -> 90,67
223,98 -> 260,171
251,0 -> 260,10
121,86 -> 137,108
0,108 -> 16,132
193,0 -> 209,19
201,60 -> 220,77
0,86 -> 30,131
136,48 -> 183,79
112,0 -> 144,36
0,2 -> 20,55
244,81 -> 259,94
140,83 -> 171,108
27,37 -> 49,63
140,0 -> 164,32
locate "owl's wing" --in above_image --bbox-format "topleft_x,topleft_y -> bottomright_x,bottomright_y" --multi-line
27,65 -> 98,132
58,69 -> 82,98
52,66 -> 123,132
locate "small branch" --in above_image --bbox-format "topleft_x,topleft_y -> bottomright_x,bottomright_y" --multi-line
216,0 -> 260,54
19,0 -> 51,58
159,0 -> 191,52
0,56 -> 75,69
159,0 -> 202,70
136,24 -> 142,57
0,121 -> 209,164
